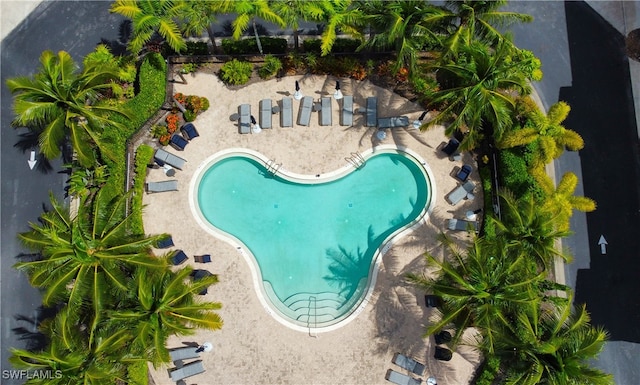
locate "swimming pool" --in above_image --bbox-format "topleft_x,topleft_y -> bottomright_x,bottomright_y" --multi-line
191,146 -> 434,332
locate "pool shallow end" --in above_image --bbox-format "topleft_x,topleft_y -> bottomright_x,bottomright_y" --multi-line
189,145 -> 436,333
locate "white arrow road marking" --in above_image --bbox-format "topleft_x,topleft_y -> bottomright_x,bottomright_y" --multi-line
28,150 -> 37,170
598,235 -> 608,255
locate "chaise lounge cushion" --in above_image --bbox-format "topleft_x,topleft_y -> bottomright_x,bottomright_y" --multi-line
180,123 -> 199,140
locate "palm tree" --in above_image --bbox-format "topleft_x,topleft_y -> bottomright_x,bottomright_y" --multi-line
10,312 -> 131,385
532,170 -> 597,232
110,0 -> 186,55
496,298 -> 613,385
6,50 -> 130,167
406,234 -> 552,353
359,0 -> 444,75
178,0 -> 231,53
270,0 -> 326,50
107,267 -> 223,366
228,0 -> 285,53
317,0 -> 364,56
490,190 -> 572,270
499,100 -> 584,168
15,190 -> 167,315
423,39 -> 538,150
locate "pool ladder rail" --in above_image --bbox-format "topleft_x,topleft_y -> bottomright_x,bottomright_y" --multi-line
308,296 -> 318,338
265,159 -> 282,175
345,152 -> 366,170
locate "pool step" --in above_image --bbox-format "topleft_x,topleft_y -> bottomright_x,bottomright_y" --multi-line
282,291 -> 348,326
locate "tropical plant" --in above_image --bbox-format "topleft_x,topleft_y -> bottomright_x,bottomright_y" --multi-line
178,0 -> 230,53
219,59 -> 253,85
15,190 -> 166,316
110,0 -> 186,55
228,0 -> 285,54
406,234 -> 553,353
107,267 -> 223,366
270,0 -> 326,50
64,164 -> 110,202
499,100 -> 584,168
531,170 -> 597,232
258,55 -> 283,79
317,0 -> 364,55
7,50 -> 130,167
424,40 -> 539,150
496,297 -> 614,385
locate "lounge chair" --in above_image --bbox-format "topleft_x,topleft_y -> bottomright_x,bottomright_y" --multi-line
194,255 -> 212,263
298,96 -> 313,126
392,353 -> 425,375
434,330 -> 452,345
446,181 -> 475,205
171,250 -> 188,265
281,97 -> 293,127
385,369 -> 421,385
170,360 -> 204,382
434,346 -> 453,361
377,116 -> 410,129
169,347 -> 199,362
447,218 -> 479,232
180,123 -> 199,140
260,99 -> 272,129
454,164 -> 472,182
441,138 -> 460,156
341,95 -> 353,126
154,148 -> 186,170
238,104 -> 251,134
320,97 -> 332,126
425,294 -> 441,308
169,134 -> 188,151
156,235 -> 174,249
366,97 -> 377,127
191,269 -> 214,295
146,180 -> 178,193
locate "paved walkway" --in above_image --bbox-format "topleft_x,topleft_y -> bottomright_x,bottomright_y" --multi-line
0,0 -> 43,40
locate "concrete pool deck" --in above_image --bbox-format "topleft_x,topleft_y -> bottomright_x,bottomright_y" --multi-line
143,73 -> 482,385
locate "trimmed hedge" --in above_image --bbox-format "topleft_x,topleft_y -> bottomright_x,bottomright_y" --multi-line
161,41 -> 209,57
303,38 -> 362,53
131,144 -> 155,233
221,37 -> 287,55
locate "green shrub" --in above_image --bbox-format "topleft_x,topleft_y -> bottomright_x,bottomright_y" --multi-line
473,356 -> 501,385
161,41 -> 209,57
183,110 -> 196,122
221,37 -> 287,55
497,147 -> 544,200
180,63 -> 199,74
219,59 -> 253,85
303,38 -> 361,53
131,144 -> 154,233
150,124 -> 168,138
258,55 -> 282,79
478,163 -> 496,239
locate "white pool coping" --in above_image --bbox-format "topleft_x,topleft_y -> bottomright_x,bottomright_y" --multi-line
188,144 -> 436,333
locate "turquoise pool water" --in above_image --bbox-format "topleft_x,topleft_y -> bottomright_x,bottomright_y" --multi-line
196,151 -> 430,328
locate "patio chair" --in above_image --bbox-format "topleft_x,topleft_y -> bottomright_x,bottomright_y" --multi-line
194,255 -> 212,263
434,330 -> 452,345
320,97 -> 332,126
424,294 -> 441,308
238,104 -> 251,134
169,134 -> 188,151
441,138 -> 460,156
281,97 -> 293,127
171,250 -> 188,265
454,164 -> 472,182
260,99 -> 272,129
298,96 -> 313,126
146,180 -> 178,193
156,235 -> 174,249
385,369 -> 421,385
392,353 -> 425,376
366,97 -> 377,127
169,347 -> 199,362
169,360 -> 204,382
446,181 -> 475,205
341,95 -> 353,126
447,218 -> 479,232
180,123 -> 199,140
434,346 -> 453,361
191,269 -> 214,295
154,148 -> 186,170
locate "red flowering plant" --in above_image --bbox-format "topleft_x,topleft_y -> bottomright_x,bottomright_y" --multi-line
166,113 -> 181,134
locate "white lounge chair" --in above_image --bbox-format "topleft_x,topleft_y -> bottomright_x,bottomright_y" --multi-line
259,99 -> 272,129
238,104 -> 251,134
169,347 -> 199,362
392,353 -> 425,375
298,96 -> 313,126
446,181 -> 475,205
146,180 -> 178,193
320,97 -> 332,126
154,148 -> 186,170
366,97 -> 377,127
281,97 -> 293,127
385,369 -> 421,385
170,360 -> 204,382
341,95 -> 353,126
447,218 -> 479,232
378,116 -> 410,128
